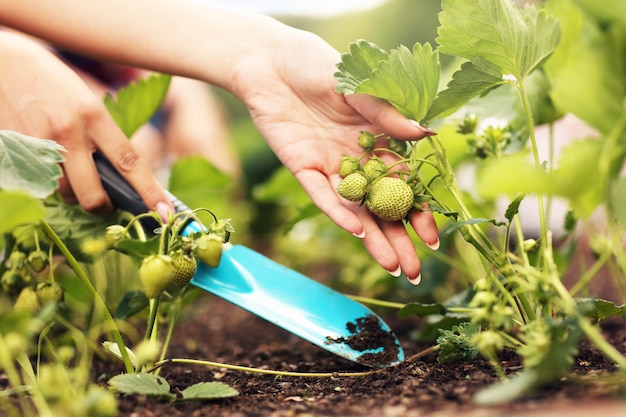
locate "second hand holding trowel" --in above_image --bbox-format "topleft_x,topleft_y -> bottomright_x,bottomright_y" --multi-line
94,152 -> 404,368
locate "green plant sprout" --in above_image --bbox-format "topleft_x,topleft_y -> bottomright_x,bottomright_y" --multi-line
334,0 -> 626,404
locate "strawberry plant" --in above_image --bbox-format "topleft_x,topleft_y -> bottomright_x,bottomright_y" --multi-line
0,74 -> 241,416
333,0 -> 626,404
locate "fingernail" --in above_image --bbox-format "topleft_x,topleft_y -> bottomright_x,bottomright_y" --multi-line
387,265 -> 402,277
427,238 -> 440,251
352,230 -> 365,239
156,201 -> 173,223
409,119 -> 437,136
407,273 -> 422,286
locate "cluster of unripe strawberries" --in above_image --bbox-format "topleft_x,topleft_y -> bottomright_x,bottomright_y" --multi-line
336,131 -> 419,222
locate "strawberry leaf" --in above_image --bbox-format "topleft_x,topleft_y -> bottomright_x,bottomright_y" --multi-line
437,0 -> 560,80
103,73 -> 171,138
180,382 -> 239,401
335,41 -> 440,122
425,57 -> 504,122
334,40 -> 389,95
0,130 -> 65,198
108,373 -> 174,400
354,43 -> 440,121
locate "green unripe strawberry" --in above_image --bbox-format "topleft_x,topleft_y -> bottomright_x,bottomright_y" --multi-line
138,254 -> 175,299
362,157 -> 387,180
8,251 -> 27,270
14,286 -> 40,314
171,251 -> 197,288
366,177 -> 415,221
357,131 -> 377,151
194,233 -> 223,268
36,281 -> 64,305
338,155 -> 361,178
388,138 -> 407,155
28,250 -> 48,272
2,270 -> 26,295
104,225 -> 127,250
337,172 -> 369,202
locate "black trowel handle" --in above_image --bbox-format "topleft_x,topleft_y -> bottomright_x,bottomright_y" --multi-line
93,151 -> 191,231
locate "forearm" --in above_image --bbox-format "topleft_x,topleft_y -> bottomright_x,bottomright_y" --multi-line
0,0 -> 289,95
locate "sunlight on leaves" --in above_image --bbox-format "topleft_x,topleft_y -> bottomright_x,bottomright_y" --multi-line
0,191 -> 45,235
335,41 -> 440,122
355,43 -> 440,121
437,0 -> 560,80
543,0 -> 624,134
103,73 -> 171,138
335,40 -> 389,95
0,130 -> 65,198
425,57 -> 504,122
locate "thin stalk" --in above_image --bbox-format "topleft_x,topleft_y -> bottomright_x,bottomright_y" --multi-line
0,336 -> 36,416
145,297 -> 160,341
569,250 -> 612,296
164,358 -> 374,378
517,83 -> 548,258
39,220 -> 134,374
346,295 -> 404,310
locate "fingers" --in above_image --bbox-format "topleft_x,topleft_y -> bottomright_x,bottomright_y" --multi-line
57,105 -> 173,220
295,169 -> 438,285
93,120 -> 174,220
345,94 -> 436,140
408,208 -> 440,250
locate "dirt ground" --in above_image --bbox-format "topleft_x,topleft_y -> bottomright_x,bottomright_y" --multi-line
105,292 -> 626,417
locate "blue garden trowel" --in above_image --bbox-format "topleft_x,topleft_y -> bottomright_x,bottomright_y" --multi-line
94,152 -> 404,368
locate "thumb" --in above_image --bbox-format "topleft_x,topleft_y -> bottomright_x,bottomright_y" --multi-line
345,93 -> 436,140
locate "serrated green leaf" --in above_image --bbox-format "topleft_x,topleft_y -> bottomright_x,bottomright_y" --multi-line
103,73 -> 171,138
437,0 -> 560,80
180,382 -> 238,401
0,130 -> 65,198
334,40 -> 389,95
577,298 -> 626,322
0,191 -> 46,235
355,43 -> 440,121
504,194 -> 525,222
108,373 -> 173,399
425,57 -> 504,122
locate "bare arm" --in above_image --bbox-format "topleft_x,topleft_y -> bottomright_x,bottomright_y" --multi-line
0,0 -> 439,281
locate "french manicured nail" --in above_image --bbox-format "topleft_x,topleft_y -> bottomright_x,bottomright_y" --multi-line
352,230 -> 366,239
427,238 -> 440,251
409,119 -> 437,136
156,202 -> 173,222
388,265 -> 402,277
407,273 -> 422,286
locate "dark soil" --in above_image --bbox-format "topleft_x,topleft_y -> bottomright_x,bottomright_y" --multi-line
105,292 -> 626,417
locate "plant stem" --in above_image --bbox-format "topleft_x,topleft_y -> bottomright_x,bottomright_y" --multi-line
38,220 -> 135,374
164,358 -> 374,377
517,82 -> 548,257
346,295 -> 405,310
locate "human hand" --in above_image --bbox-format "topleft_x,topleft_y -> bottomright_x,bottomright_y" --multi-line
0,31 -> 173,218
232,29 -> 439,283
